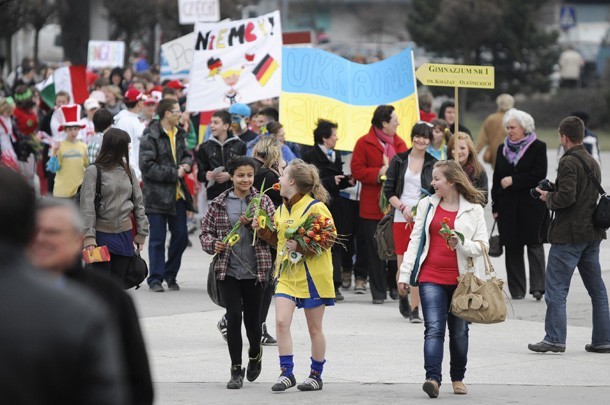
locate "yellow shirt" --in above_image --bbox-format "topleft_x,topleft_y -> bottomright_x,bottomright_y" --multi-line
274,194 -> 336,298
53,139 -> 88,198
166,127 -> 184,201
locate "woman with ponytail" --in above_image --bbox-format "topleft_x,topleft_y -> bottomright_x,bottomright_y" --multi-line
253,159 -> 335,393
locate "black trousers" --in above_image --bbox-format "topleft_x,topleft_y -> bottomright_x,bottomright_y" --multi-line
341,199 -> 366,279
504,244 -> 546,298
91,253 -> 131,287
357,218 -> 386,300
219,276 -> 263,366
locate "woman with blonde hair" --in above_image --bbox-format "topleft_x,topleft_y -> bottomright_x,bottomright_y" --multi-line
253,159 -> 336,392
102,85 -> 126,117
447,131 -> 489,205
398,160 -> 488,398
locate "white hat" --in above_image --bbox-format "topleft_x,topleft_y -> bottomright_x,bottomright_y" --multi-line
83,98 -> 101,112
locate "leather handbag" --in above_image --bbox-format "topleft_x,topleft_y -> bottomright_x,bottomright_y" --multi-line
488,220 -> 502,257
450,241 -> 507,324
375,209 -> 395,260
207,256 -> 226,308
124,251 -> 148,290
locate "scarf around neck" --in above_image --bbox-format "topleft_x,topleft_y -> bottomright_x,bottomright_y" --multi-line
503,132 -> 537,166
374,127 -> 397,162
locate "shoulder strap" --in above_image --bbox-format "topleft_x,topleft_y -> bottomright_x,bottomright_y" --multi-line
570,152 -> 606,195
410,203 -> 434,286
300,199 -> 320,218
94,164 -> 102,213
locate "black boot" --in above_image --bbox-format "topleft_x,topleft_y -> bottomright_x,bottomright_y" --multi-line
246,347 -> 263,382
227,365 -> 245,389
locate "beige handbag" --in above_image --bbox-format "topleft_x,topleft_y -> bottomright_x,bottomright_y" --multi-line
450,242 -> 507,324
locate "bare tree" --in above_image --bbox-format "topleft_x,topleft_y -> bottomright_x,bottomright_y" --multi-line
23,0 -> 56,64
56,0 -> 90,64
0,0 -> 27,69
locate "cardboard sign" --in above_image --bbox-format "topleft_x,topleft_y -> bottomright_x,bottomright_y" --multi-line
415,63 -> 495,89
87,41 -> 125,69
178,0 -> 220,24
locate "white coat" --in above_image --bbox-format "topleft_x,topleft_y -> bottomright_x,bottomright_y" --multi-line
398,194 -> 489,286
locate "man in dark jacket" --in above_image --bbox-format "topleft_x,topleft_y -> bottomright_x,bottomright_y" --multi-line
303,118 -> 354,300
196,110 -> 246,201
140,99 -> 194,291
528,116 -> 610,354
0,168 -> 128,405
29,198 -> 154,404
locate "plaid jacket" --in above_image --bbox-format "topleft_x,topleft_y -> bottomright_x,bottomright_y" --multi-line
199,187 -> 275,283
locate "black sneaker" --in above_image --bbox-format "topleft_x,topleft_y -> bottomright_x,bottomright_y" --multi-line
271,374 -> 296,392
585,344 -> 610,353
528,341 -> 565,353
149,282 -> 164,292
297,374 -> 323,391
217,315 -> 228,342
334,289 -> 344,301
410,307 -> 423,323
261,322 -> 277,346
167,280 -> 180,291
227,365 -> 245,389
246,348 -> 263,382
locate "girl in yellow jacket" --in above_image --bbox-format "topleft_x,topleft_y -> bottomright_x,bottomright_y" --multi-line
254,159 -> 336,393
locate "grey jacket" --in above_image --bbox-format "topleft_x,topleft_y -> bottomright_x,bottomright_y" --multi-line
139,119 -> 193,215
80,165 -> 149,247
546,145 -> 606,243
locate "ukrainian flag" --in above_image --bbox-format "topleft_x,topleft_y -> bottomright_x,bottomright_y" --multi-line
280,47 -> 419,151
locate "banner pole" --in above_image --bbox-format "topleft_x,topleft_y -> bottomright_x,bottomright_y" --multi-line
454,86 -> 459,134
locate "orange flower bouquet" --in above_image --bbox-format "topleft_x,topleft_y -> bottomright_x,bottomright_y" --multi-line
439,216 -> 464,251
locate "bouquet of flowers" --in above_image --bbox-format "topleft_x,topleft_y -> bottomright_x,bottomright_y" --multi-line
212,180 -> 277,257
277,212 -> 337,275
439,216 -> 464,251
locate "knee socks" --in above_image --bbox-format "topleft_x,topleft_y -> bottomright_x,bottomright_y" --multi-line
279,355 -> 294,377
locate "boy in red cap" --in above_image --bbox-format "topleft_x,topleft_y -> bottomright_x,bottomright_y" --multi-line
47,104 -> 89,198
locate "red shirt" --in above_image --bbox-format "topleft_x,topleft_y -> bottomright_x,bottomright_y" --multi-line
418,206 -> 459,285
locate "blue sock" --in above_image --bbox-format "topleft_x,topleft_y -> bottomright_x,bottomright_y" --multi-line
310,357 -> 326,379
279,355 -> 294,377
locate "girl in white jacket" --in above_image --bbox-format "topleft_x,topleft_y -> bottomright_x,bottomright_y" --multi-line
398,160 -> 488,398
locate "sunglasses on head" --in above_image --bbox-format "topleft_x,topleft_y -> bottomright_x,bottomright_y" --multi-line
416,120 -> 434,128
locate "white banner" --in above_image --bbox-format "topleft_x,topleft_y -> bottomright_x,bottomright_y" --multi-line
87,41 -> 125,69
186,10 -> 282,112
178,0 -> 220,24
161,33 -> 196,74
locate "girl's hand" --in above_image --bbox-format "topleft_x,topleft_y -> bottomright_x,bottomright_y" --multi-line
398,282 -> 410,297
133,242 -> 143,252
252,216 -> 260,230
401,207 -> 413,222
214,240 -> 228,253
447,234 -> 459,249
285,240 -> 298,252
84,244 -> 96,251
239,214 -> 252,226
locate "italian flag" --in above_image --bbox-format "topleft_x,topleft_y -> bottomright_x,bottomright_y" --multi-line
37,66 -> 89,108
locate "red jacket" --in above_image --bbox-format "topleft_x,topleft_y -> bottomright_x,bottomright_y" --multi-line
351,126 -> 408,220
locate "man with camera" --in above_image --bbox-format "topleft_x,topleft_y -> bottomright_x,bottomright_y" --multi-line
528,116 -> 610,354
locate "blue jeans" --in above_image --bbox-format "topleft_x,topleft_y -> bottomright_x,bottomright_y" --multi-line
544,241 -> 610,347
147,200 -> 188,286
420,282 -> 469,385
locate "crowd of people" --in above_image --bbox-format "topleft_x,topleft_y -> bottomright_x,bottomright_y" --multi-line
2,55 -> 609,401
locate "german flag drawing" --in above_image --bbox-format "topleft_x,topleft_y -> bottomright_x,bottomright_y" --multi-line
253,54 -> 278,86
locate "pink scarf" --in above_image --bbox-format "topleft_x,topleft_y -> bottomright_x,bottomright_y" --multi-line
374,127 -> 397,162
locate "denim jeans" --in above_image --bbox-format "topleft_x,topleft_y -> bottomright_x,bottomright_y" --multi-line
544,241 -> 610,347
147,200 -> 188,286
419,282 -> 469,385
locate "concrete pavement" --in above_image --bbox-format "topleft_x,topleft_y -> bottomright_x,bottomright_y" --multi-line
130,151 -> 610,404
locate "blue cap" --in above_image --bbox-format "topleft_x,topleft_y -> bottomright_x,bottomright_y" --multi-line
228,103 -> 251,117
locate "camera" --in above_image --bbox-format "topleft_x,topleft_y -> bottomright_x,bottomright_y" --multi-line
530,179 -> 554,198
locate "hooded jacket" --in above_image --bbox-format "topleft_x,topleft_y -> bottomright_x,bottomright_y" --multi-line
196,133 -> 246,201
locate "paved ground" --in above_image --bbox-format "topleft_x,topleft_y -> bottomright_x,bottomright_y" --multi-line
130,151 -> 610,404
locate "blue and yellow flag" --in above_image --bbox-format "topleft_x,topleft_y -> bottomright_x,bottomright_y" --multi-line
280,48 -> 419,151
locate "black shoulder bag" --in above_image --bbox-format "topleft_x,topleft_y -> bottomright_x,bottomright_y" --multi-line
571,153 -> 610,230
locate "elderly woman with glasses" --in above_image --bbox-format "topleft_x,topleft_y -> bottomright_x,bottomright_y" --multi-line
383,121 -> 437,322
491,108 -> 549,301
